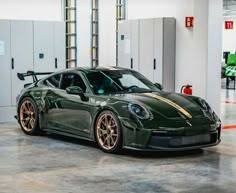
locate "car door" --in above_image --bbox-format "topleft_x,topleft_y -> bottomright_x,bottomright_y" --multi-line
45,72 -> 94,139
42,73 -> 76,134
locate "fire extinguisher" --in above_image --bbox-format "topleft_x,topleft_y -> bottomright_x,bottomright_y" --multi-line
181,84 -> 192,95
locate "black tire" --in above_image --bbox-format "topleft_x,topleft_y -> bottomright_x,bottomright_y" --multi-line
18,97 -> 40,135
95,110 -> 122,153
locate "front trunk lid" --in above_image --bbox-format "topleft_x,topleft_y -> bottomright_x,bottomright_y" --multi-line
120,92 -> 204,119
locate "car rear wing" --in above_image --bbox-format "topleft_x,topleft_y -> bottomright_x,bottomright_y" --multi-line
17,71 -> 53,82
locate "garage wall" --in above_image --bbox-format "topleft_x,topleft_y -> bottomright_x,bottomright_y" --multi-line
0,0 -> 63,21
222,17 -> 236,54
99,0 -> 116,66
206,0 -> 222,116
127,0 -> 222,115
127,0 -> 194,92
76,0 -> 116,67
77,1 -> 91,67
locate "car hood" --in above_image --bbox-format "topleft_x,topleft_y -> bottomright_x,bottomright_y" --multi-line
112,92 -> 204,119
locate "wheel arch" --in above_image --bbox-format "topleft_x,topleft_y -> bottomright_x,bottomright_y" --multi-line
17,93 -> 43,130
91,106 -> 122,142
17,94 -> 34,116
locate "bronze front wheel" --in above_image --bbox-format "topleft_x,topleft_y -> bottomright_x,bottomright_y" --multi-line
19,97 -> 40,135
95,111 -> 122,153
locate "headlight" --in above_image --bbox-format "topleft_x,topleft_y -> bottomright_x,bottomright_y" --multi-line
128,103 -> 150,119
210,124 -> 217,131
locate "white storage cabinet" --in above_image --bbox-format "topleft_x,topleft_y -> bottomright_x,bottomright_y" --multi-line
118,18 -> 176,92
0,20 -> 65,122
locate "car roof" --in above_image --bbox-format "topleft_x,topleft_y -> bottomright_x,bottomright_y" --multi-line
52,66 -> 130,74
39,66 -> 133,82
38,66 -> 132,86
77,66 -> 129,73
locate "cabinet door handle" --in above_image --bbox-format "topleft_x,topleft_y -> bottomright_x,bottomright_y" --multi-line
11,58 -> 14,69
55,58 -> 58,69
153,58 -> 156,70
131,58 -> 133,69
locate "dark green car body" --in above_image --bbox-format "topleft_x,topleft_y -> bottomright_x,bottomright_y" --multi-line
16,67 -> 221,151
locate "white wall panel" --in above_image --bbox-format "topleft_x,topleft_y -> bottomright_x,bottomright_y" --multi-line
127,0 -> 222,114
0,20 -> 11,107
206,0 -> 222,115
127,0 -> 194,92
139,19 -> 154,82
118,20 -> 139,71
153,18 -> 163,84
118,20 -> 131,69
77,0 -> 91,67
54,22 -> 66,70
0,19 -> 65,122
34,21 -> 54,72
222,17 -> 236,54
11,20 -> 33,106
130,21 -> 140,72
99,0 -> 116,66
118,18 -> 175,91
192,0 -> 208,100
0,0 -> 63,21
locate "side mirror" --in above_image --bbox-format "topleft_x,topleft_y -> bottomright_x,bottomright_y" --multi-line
66,86 -> 89,101
154,83 -> 163,90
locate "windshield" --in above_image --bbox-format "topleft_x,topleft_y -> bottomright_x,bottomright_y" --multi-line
85,70 -> 159,95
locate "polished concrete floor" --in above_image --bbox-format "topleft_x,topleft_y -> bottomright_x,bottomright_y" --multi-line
0,89 -> 236,193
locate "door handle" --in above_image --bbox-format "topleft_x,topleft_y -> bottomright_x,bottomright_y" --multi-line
154,58 -> 156,70
11,58 -> 14,69
55,58 -> 58,69
131,58 -> 133,69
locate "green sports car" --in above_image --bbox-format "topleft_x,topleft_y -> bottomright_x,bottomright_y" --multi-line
16,67 -> 221,153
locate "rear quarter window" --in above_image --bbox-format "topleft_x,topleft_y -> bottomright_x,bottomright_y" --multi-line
44,74 -> 61,88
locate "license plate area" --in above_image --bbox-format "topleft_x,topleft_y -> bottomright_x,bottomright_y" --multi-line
171,134 -> 211,146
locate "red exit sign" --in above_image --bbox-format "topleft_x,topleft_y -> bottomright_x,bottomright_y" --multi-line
185,17 -> 194,28
225,21 -> 234,29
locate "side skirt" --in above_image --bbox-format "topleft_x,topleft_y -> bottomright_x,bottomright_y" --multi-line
43,128 -> 94,142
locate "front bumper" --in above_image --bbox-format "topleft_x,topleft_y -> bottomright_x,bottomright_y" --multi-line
123,140 -> 221,151
146,130 -> 220,151
121,118 -> 221,151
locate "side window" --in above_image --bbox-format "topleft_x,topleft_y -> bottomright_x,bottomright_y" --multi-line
44,74 -> 61,88
60,73 -> 87,92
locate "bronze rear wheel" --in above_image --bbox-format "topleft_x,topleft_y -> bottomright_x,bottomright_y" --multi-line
19,97 -> 40,135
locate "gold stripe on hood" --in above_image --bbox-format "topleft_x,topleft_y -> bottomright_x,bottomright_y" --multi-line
144,93 -> 192,119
